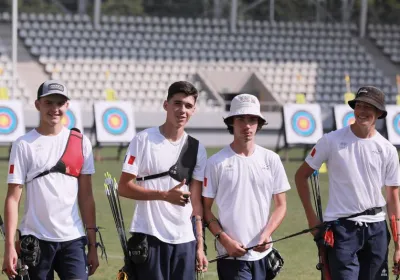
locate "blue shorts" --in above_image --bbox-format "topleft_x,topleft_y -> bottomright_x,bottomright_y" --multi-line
328,220 -> 390,280
23,236 -> 88,280
134,234 -> 196,280
217,256 -> 270,280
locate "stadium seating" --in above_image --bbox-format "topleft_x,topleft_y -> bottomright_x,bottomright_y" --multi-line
3,12 -> 398,108
368,23 -> 400,64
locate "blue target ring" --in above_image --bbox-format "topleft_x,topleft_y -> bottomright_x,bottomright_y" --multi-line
342,112 -> 355,128
62,110 -> 76,129
291,110 -> 316,137
393,113 -> 400,136
102,107 -> 128,135
0,106 -> 18,135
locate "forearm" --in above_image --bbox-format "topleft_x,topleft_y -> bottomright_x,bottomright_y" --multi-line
78,195 -> 97,245
386,187 -> 400,249
4,198 -> 19,247
118,180 -> 166,201
192,200 -> 204,250
262,203 -> 286,237
295,177 -> 319,223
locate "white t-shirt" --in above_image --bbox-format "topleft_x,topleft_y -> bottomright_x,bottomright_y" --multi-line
306,126 -> 400,223
7,127 -> 95,242
202,145 -> 291,261
122,127 -> 207,244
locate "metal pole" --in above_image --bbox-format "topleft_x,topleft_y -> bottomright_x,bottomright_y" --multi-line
214,0 -> 222,18
12,0 -> 17,99
230,0 -> 237,33
78,0 -> 87,15
341,0 -> 347,22
270,0 -> 275,23
359,0 -> 368,38
94,0 -> 101,29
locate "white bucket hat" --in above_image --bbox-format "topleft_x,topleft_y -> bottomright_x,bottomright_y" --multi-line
225,94 -> 266,124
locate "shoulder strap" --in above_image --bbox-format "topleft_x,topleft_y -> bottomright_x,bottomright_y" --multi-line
32,129 -> 84,180
136,135 -> 199,183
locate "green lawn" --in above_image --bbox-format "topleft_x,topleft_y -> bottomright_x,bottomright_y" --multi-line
0,146 -> 395,279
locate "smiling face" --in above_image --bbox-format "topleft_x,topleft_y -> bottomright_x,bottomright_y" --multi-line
353,101 -> 382,128
232,115 -> 259,143
35,94 -> 69,127
163,93 -> 196,129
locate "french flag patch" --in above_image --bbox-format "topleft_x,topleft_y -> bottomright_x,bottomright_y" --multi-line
204,177 -> 208,187
128,155 -> 135,165
311,148 -> 316,157
9,164 -> 14,174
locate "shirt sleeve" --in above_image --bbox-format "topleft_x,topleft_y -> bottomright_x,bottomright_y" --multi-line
122,135 -> 143,176
80,135 -> 95,175
384,146 -> 400,187
7,140 -> 28,185
271,153 -> 291,194
192,143 -> 207,182
202,158 -> 219,198
305,135 -> 330,170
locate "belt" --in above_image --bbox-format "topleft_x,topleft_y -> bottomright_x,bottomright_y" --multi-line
339,207 -> 382,221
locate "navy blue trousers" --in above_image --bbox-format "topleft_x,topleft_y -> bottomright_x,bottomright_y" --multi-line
217,255 -> 270,280
23,236 -> 88,280
135,235 -> 196,280
328,220 -> 390,280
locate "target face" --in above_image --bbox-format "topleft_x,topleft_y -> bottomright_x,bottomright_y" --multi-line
291,110 -> 316,137
102,108 -> 128,135
0,106 -> 18,135
393,113 -> 400,136
342,112 -> 355,127
61,110 -> 76,130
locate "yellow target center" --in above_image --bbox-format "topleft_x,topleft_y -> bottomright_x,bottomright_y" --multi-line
349,118 -> 355,124
0,115 -> 8,126
110,116 -> 120,126
299,119 -> 308,129
61,116 -> 67,125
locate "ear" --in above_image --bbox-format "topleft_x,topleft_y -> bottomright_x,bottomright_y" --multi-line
65,100 -> 70,109
34,99 -> 40,111
163,100 -> 168,111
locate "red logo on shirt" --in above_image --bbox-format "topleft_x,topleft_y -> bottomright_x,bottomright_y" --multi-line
128,155 -> 135,165
204,177 -> 208,187
9,164 -> 14,174
311,148 -> 316,157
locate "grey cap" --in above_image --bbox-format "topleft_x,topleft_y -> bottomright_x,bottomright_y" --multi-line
37,80 -> 69,100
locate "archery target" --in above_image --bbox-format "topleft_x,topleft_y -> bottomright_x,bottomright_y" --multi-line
0,107 -> 17,135
385,105 -> 400,145
333,105 -> 355,130
342,112 -> 355,127
0,100 -> 25,142
94,101 -> 136,143
283,104 -> 323,144
291,111 -> 316,137
102,108 -> 128,135
62,101 -> 83,132
62,110 -> 76,129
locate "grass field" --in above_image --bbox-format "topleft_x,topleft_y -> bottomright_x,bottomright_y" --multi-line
0,146 -> 395,279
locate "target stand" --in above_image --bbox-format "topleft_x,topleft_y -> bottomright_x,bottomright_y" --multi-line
92,101 -> 136,161
0,101 -> 26,160
275,104 -> 323,162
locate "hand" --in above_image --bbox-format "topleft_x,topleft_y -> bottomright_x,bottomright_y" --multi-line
308,215 -> 323,237
220,236 -> 247,258
164,179 -> 191,207
392,248 -> 400,275
87,247 -> 99,276
2,246 -> 18,278
196,249 -> 208,272
253,234 -> 272,253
